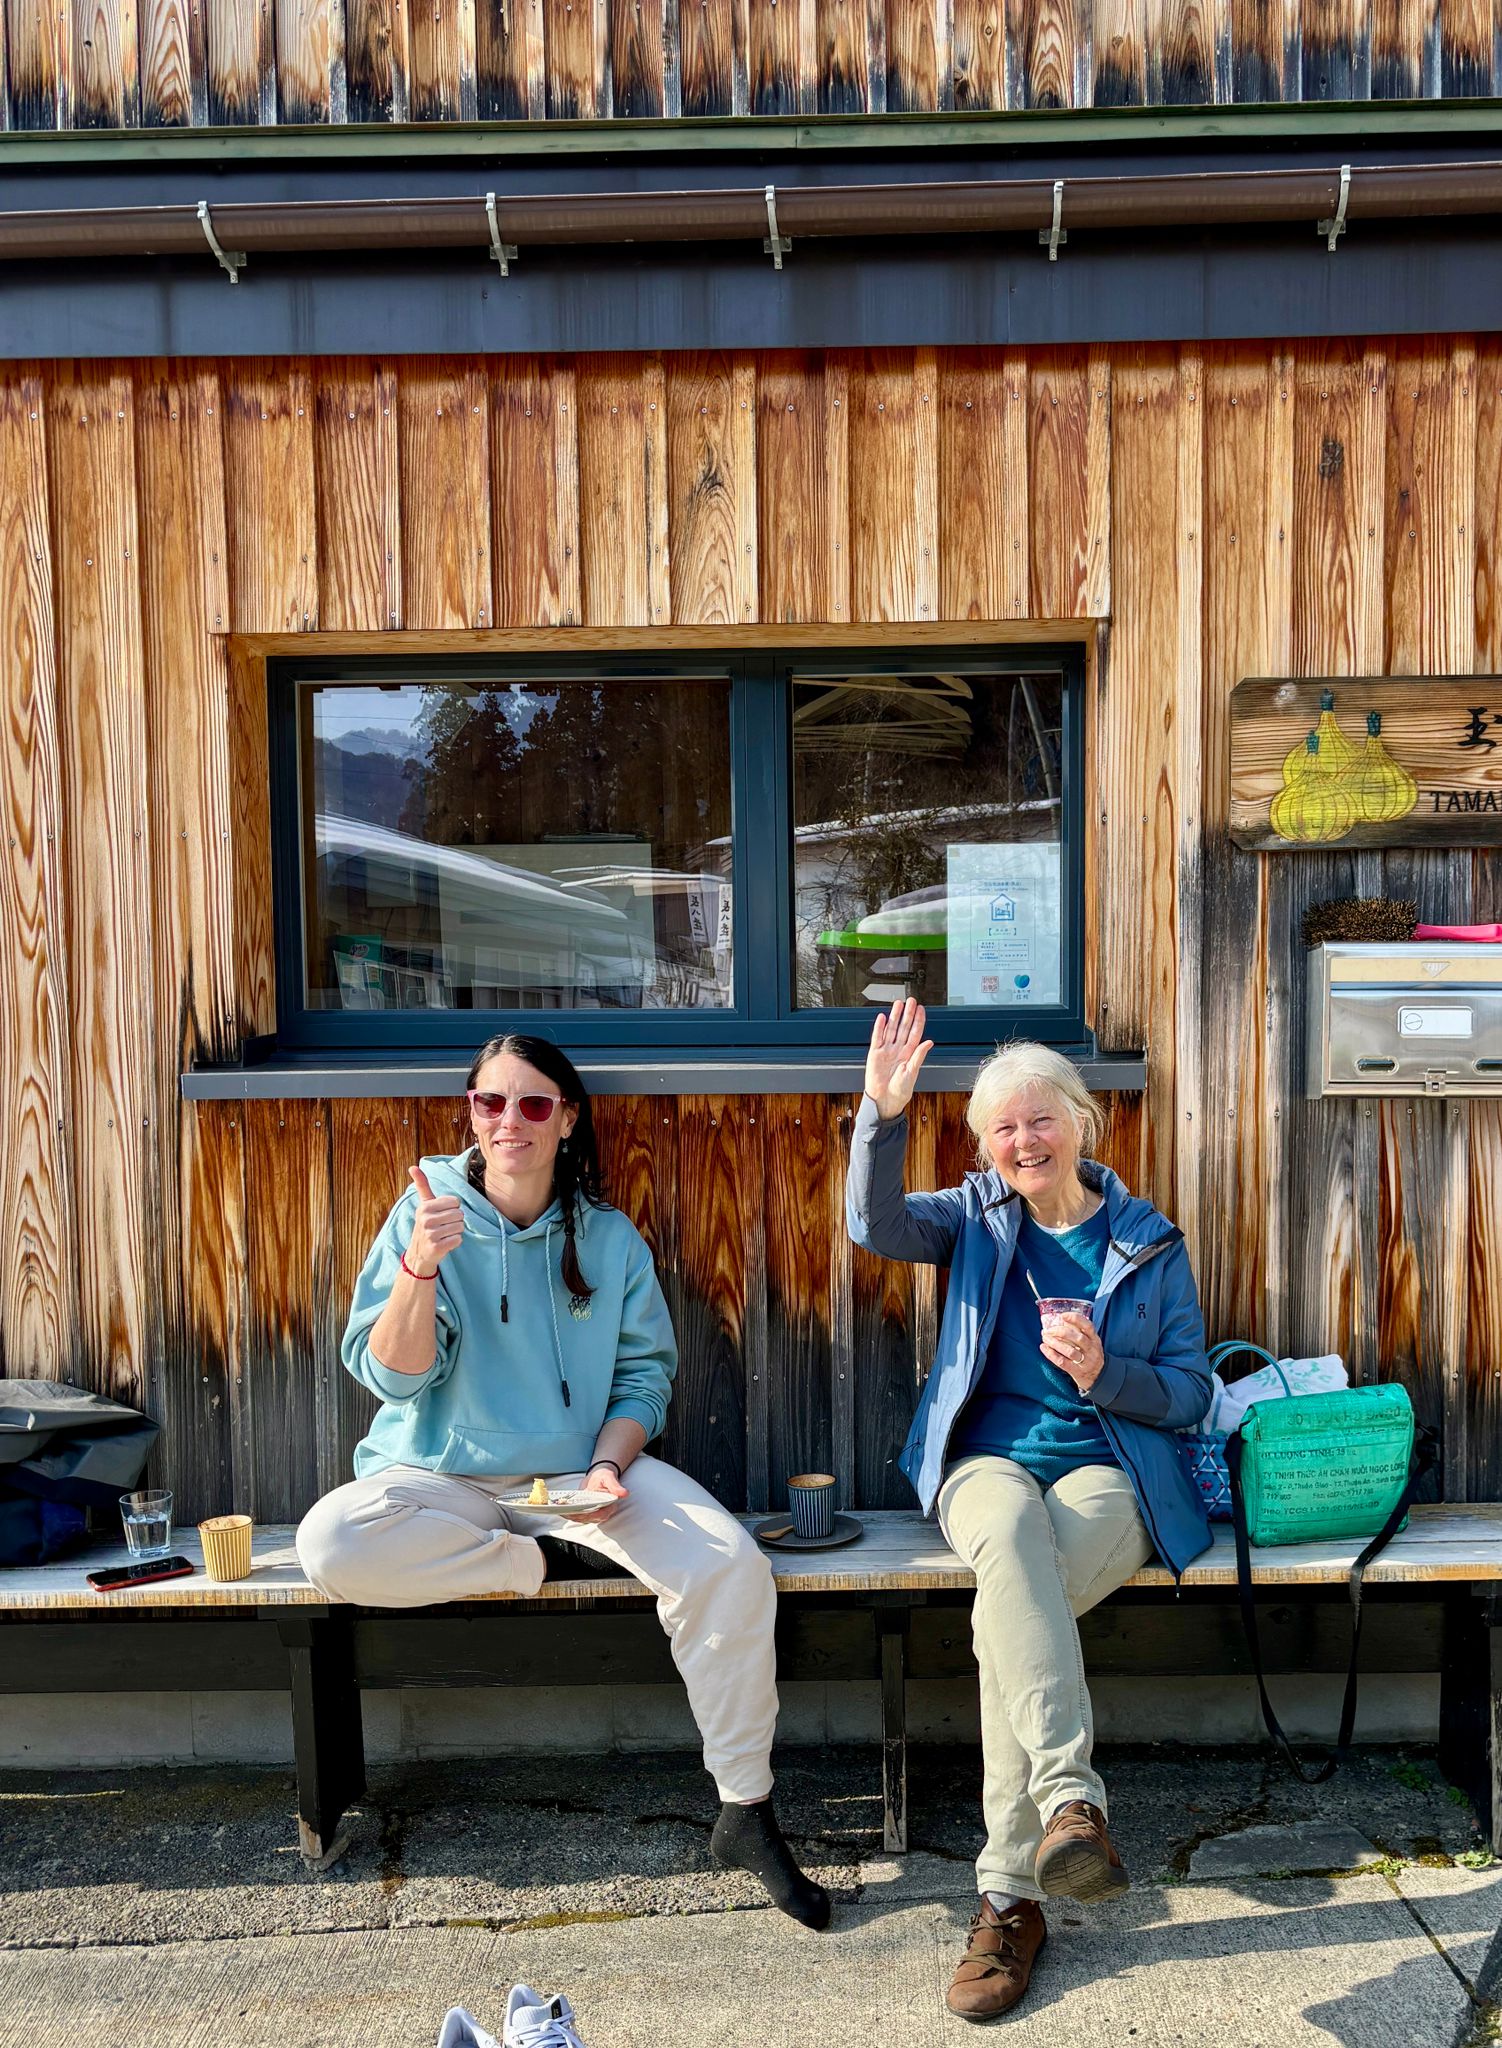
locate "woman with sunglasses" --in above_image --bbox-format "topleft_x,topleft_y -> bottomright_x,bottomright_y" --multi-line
296,1033 -> 829,1930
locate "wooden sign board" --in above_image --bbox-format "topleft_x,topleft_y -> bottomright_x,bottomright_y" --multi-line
1229,677 -> 1502,850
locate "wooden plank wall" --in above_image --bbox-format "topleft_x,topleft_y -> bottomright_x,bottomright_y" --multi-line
2,0 -> 1499,125
0,342 -> 1498,1523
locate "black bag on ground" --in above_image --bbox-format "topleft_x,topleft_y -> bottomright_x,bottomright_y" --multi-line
0,1379 -> 160,1565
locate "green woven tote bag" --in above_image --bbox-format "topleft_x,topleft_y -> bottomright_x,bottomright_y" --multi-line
1225,1382 -> 1436,1784
1233,1382 -> 1416,1547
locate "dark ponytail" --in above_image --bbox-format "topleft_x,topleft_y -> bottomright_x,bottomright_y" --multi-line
465,1033 -> 608,1299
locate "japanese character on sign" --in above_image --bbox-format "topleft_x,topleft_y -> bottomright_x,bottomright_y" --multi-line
1457,707 -> 1502,752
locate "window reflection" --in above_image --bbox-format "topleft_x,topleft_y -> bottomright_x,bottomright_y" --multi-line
792,671 -> 1064,1012
300,678 -> 734,1012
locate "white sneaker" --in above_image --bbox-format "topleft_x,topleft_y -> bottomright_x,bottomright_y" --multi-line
503,1983 -> 588,2048
436,2012 -> 502,2048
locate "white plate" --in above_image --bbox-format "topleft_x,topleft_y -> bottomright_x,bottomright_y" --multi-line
494,1486 -> 615,1518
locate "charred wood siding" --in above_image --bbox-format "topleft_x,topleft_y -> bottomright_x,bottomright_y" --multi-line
0,344 -> 1498,1525
6,0 -> 1502,125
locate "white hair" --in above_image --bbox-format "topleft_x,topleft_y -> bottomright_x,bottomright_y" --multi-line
965,1041 -> 1106,1162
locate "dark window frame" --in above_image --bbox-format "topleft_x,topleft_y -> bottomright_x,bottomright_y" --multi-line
266,643 -> 1088,1059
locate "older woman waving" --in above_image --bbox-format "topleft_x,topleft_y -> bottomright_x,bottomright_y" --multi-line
846,1001 -> 1211,2023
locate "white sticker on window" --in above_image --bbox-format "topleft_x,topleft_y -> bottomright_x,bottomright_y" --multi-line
945,842 -> 1061,1006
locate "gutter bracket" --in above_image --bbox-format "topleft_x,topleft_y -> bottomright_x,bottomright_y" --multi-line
196,199 -> 245,285
1039,179 -> 1067,262
485,192 -> 519,277
763,184 -> 792,270
1317,163 -> 1351,253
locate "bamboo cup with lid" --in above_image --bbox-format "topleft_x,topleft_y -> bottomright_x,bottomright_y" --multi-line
199,1514 -> 253,1583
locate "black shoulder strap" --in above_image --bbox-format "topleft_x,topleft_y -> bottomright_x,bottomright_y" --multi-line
1226,1423 -> 1439,1785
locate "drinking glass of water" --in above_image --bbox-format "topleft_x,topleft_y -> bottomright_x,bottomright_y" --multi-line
119,1490 -> 174,1561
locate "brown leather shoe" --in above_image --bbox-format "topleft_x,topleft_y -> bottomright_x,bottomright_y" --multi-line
1034,1799 -> 1130,1902
945,1897 -> 1047,2022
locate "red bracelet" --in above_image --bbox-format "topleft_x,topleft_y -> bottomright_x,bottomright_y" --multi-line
400,1252 -> 437,1282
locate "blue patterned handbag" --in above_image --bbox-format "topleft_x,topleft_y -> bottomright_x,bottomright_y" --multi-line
1178,1342 -> 1291,1521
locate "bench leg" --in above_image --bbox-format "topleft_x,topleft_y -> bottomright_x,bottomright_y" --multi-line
276,1610 -> 365,1866
1439,1590 -> 1502,1855
880,1608 -> 909,1854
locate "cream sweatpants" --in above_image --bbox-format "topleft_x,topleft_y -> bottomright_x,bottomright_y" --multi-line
295,1452 -> 779,1804
937,1452 -> 1154,1900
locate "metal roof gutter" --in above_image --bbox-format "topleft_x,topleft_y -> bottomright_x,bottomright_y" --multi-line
4,98 -> 1502,166
2,159 -> 1499,263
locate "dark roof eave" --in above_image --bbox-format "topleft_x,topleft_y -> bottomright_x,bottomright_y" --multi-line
7,96 -> 1502,168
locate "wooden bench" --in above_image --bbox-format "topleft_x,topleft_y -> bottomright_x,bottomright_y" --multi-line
6,1506 -> 1502,1865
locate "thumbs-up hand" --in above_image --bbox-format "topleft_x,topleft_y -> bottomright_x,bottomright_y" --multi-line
404,1164 -> 465,1278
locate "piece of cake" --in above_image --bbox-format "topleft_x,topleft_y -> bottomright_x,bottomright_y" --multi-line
528,1477 -> 550,1507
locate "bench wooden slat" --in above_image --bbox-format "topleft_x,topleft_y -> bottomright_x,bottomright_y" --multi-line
5,1504 -> 1502,1611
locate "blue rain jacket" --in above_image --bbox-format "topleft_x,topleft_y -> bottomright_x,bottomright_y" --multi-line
845,1097 -> 1213,1578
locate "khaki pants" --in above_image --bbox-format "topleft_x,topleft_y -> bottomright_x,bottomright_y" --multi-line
938,1453 -> 1153,1900
296,1452 -> 779,1804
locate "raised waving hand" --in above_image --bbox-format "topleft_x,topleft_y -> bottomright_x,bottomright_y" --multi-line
863,998 -> 935,1120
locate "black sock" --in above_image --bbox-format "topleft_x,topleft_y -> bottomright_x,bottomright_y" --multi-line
533,1535 -> 631,1581
711,1798 -> 831,1930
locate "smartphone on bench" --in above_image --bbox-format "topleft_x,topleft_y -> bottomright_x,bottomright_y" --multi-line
86,1556 -> 195,1592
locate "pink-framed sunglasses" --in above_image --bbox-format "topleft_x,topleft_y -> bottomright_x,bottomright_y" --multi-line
467,1089 -> 565,1124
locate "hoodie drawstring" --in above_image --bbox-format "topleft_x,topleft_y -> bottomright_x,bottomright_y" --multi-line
477,1172 -> 570,1407
544,1221 -> 571,1408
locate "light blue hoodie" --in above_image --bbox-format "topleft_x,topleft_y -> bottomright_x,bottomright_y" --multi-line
343,1149 -> 677,1480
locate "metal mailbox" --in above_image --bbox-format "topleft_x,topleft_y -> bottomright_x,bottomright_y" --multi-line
1306,943 -> 1502,1097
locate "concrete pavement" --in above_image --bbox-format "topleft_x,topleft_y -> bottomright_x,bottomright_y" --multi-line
0,1747 -> 1498,2046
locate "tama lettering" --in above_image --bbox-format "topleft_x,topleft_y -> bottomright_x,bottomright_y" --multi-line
1428,790 -> 1502,813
